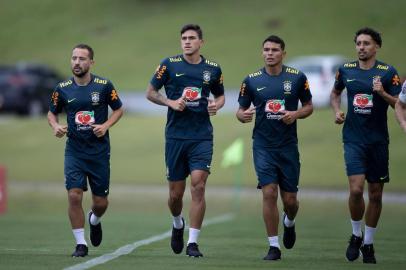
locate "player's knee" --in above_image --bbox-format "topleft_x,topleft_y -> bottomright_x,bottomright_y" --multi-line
368,191 -> 383,204
169,190 -> 184,202
350,187 -> 363,198
263,190 -> 278,203
283,197 -> 298,210
68,191 -> 82,206
94,198 -> 108,210
190,182 -> 206,199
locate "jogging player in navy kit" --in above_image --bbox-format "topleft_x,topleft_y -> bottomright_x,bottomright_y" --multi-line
48,44 -> 123,257
395,81 -> 406,133
330,28 -> 401,264
146,24 -> 225,257
236,35 -> 313,261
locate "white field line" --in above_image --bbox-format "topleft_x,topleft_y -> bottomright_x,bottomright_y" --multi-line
63,213 -> 235,270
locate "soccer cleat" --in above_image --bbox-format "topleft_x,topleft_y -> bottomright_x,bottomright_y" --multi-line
361,244 -> 377,264
263,246 -> 281,261
282,213 -> 296,249
346,234 -> 363,261
71,244 -> 88,257
170,217 -> 184,254
186,243 -> 203,257
88,211 -> 102,247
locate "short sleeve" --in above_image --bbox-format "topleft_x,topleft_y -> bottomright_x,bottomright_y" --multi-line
334,66 -> 345,91
298,73 -> 312,104
106,81 -> 122,110
238,77 -> 252,108
49,86 -> 64,114
382,66 -> 402,97
210,66 -> 225,97
150,58 -> 170,90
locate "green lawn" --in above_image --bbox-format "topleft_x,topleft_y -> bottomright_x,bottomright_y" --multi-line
0,186 -> 405,270
1,0 -> 405,89
0,109 -> 404,191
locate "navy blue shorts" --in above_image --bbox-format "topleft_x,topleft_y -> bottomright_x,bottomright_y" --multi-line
344,143 -> 389,183
64,154 -> 110,197
165,139 -> 213,181
253,144 -> 300,192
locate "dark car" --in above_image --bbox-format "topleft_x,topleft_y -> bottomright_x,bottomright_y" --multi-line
0,63 -> 64,116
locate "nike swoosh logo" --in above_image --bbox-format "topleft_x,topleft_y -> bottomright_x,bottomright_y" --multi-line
68,98 -> 76,103
380,175 -> 388,181
346,79 -> 356,82
176,73 -> 185,77
257,87 -> 266,91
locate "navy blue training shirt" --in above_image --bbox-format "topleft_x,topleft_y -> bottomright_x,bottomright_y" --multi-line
150,54 -> 224,140
49,74 -> 123,157
238,66 -> 312,148
334,60 -> 401,144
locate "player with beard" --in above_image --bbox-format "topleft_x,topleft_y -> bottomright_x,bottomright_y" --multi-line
48,44 -> 123,257
330,27 -> 401,264
146,24 -> 225,257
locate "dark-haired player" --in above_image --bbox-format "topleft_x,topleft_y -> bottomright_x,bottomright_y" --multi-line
146,24 -> 225,257
330,27 -> 401,264
48,44 -> 123,257
236,35 -> 313,261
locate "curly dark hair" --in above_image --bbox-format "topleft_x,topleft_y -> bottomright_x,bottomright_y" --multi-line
354,27 -> 382,47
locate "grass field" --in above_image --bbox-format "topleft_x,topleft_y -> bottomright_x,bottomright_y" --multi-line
1,184 -> 405,270
1,109 -> 405,269
1,0 -> 406,89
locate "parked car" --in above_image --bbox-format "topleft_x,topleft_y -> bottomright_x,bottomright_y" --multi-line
286,55 -> 347,107
0,63 -> 64,116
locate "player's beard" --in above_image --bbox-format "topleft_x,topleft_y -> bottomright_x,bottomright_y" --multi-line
358,50 -> 373,62
72,66 -> 89,78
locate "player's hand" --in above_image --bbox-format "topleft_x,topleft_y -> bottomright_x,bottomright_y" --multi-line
208,99 -> 217,116
335,111 -> 345,124
373,77 -> 384,95
92,124 -> 108,138
168,95 -> 187,111
241,107 -> 256,122
280,110 -> 297,125
53,124 -> 67,138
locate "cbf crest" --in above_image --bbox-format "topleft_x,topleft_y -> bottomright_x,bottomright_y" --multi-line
91,92 -> 100,105
283,81 -> 292,94
203,71 -> 211,84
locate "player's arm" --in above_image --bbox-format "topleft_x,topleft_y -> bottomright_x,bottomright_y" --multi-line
236,106 -> 255,123
92,107 -> 124,138
372,79 -> 397,108
330,87 -> 345,124
208,94 -> 225,116
395,99 -> 406,133
146,83 -> 186,111
280,100 -> 313,125
47,111 -> 67,138
236,79 -> 254,123
208,69 -> 226,116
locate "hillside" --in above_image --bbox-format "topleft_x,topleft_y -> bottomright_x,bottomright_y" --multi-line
1,0 -> 405,90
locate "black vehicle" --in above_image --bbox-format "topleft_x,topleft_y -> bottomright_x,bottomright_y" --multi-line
0,63 -> 64,116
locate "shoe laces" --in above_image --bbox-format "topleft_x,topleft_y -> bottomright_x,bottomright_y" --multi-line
348,235 -> 362,246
